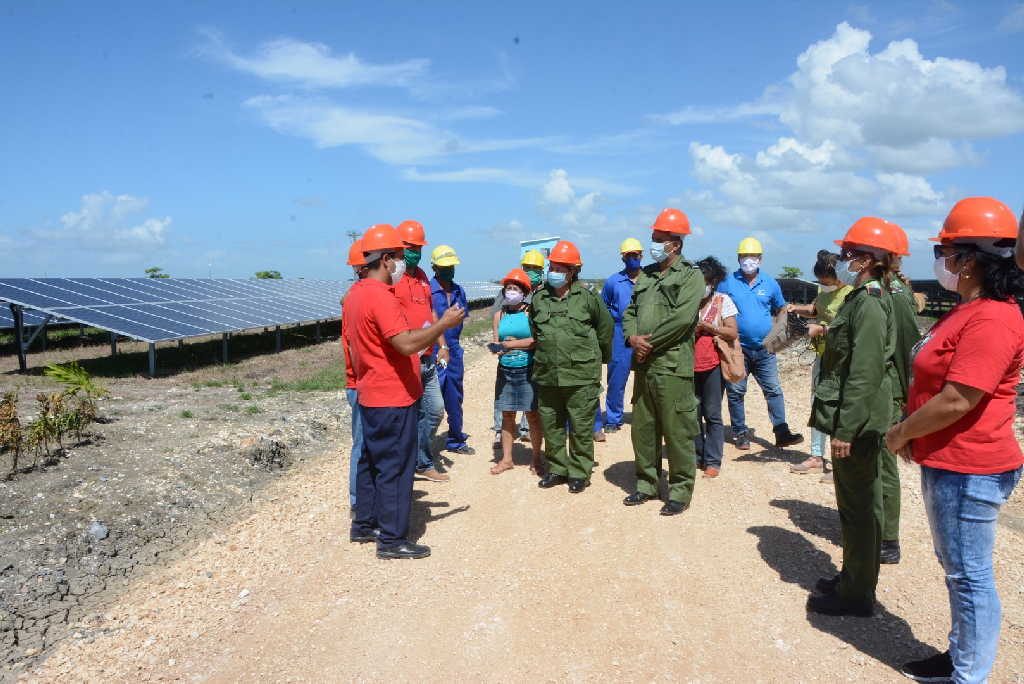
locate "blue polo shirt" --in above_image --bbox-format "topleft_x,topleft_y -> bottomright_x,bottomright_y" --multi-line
429,277 -> 468,349
601,269 -> 636,325
718,270 -> 786,349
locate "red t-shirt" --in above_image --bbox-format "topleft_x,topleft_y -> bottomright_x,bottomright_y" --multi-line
341,279 -> 422,408
908,298 -> 1024,474
694,294 -> 731,373
393,267 -> 434,346
341,300 -> 356,390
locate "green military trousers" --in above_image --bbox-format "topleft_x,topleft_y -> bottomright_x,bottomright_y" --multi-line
833,434 -> 884,605
879,400 -> 902,542
536,383 -> 600,480
630,371 -> 699,504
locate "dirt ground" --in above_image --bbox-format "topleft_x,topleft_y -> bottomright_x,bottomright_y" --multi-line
8,337 -> 1024,682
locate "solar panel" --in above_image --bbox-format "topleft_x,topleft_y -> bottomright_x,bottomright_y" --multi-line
0,278 -> 346,344
461,281 -> 503,303
0,307 -> 62,330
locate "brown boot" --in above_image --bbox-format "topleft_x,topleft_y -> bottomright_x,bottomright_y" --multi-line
419,468 -> 450,482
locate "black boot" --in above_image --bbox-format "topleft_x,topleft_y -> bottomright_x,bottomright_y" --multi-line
774,423 -> 804,448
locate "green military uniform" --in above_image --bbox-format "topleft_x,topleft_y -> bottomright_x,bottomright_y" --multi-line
878,277 -> 922,543
531,281 -> 613,480
622,256 -> 703,504
810,279 -> 895,605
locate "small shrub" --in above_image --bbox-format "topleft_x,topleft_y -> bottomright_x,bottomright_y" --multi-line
180,410 -> 194,419
239,392 -> 253,401
245,405 -> 263,415
1,392 -> 21,477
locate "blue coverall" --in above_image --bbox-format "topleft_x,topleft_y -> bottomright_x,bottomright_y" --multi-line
430,277 -> 470,450
598,269 -> 636,429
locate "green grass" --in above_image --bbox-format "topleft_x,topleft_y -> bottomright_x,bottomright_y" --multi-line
460,314 -> 494,340
217,403 -> 240,412
245,405 -> 263,415
269,362 -> 346,393
239,391 -> 253,401
179,409 -> 194,419
192,380 -> 226,389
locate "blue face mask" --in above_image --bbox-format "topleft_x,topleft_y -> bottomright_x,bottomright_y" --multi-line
649,241 -> 669,263
837,259 -> 861,287
623,255 -> 642,271
547,271 -> 568,288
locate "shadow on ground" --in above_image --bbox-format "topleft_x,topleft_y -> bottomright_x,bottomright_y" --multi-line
747,525 -> 939,673
409,489 -> 470,542
770,498 -> 842,546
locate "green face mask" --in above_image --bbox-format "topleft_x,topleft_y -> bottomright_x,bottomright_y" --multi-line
435,267 -> 455,283
527,269 -> 543,287
404,250 -> 422,270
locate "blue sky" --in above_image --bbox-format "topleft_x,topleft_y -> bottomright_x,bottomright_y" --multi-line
2,0 -> 1023,282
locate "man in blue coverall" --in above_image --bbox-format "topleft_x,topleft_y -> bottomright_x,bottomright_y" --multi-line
430,245 -> 474,455
717,237 -> 803,451
597,238 -> 643,433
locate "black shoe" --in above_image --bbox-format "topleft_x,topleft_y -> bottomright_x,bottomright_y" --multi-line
349,528 -> 381,544
774,425 -> 804,448
805,592 -> 874,617
660,500 -> 688,516
377,542 -> 431,560
538,473 -> 569,489
604,424 -> 621,433
815,574 -> 840,594
880,540 -> 902,565
735,434 -> 751,450
568,478 -> 590,494
900,651 -> 953,682
623,491 -> 656,506
447,445 -> 475,455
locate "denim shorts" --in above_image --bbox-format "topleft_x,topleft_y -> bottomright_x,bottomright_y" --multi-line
494,365 -> 537,412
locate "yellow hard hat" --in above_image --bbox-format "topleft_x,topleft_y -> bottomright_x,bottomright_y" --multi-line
430,244 -> 460,267
737,237 -> 764,255
520,249 -> 546,268
619,237 -> 643,254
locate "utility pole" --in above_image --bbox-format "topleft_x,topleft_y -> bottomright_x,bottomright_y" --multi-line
346,230 -> 359,244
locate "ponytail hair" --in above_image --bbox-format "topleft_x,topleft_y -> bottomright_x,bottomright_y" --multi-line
813,250 -> 839,281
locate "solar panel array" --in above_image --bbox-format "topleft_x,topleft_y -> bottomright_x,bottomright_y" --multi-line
0,307 -> 64,330
0,278 -> 346,344
461,281 -> 503,303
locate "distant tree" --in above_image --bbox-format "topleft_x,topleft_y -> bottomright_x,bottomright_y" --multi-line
145,267 -> 170,279
255,270 -> 283,280
779,266 -> 803,279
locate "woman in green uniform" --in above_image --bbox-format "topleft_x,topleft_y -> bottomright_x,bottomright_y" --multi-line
531,240 -> 613,494
806,217 -> 900,617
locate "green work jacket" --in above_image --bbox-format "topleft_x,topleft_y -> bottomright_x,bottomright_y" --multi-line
530,281 -> 613,387
622,256 -> 703,378
811,280 -> 896,443
888,277 -> 922,404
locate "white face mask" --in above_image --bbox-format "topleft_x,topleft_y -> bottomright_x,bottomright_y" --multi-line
504,288 -> 524,305
837,259 -> 861,287
819,284 -> 838,293
933,256 -> 960,292
740,257 -> 760,275
649,241 -> 671,263
703,285 -> 713,299
389,257 -> 407,285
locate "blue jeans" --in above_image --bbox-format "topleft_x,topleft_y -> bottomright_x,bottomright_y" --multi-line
725,346 -> 788,437
921,465 -> 1022,683
416,359 -> 445,472
694,366 -> 725,469
345,388 -> 363,508
810,357 -> 827,458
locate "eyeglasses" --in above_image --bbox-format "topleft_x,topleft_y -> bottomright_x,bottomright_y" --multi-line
932,245 -> 971,260
839,249 -> 867,261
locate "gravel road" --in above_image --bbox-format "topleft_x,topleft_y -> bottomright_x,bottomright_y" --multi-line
19,341 -> 1024,682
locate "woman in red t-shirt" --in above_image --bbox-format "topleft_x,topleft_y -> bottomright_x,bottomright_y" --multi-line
693,256 -> 739,478
885,197 -> 1024,684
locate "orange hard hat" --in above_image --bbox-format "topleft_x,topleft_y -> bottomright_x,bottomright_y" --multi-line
892,223 -> 910,256
834,217 -> 904,255
396,219 -> 428,246
347,239 -> 366,266
932,197 -> 1018,243
548,240 -> 582,266
651,208 -> 691,235
361,223 -> 403,253
501,268 -> 532,292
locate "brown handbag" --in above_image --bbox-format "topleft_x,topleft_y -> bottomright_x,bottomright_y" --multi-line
703,294 -> 747,383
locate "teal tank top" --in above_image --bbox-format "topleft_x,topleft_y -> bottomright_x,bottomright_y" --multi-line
498,310 -> 532,368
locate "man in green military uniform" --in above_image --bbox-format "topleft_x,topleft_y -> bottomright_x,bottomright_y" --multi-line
621,208 -> 704,516
531,240 -> 613,494
807,218 -> 898,617
878,268 -> 921,564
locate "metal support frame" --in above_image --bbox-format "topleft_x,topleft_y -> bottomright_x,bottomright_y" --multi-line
11,305 -> 26,372
148,343 -> 156,378
222,333 -> 229,363
315,321 -> 321,343
275,325 -> 282,353
110,332 -> 118,356
22,314 -> 53,352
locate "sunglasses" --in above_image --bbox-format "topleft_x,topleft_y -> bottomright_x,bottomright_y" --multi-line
932,245 -> 972,260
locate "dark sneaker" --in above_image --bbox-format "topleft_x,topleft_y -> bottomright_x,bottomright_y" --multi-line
350,528 -> 381,544
815,574 -> 840,594
880,540 -> 902,565
900,651 -> 953,682
604,424 -> 621,433
447,445 -> 476,455
806,592 -> 874,617
735,434 -> 751,450
567,478 -> 590,494
660,500 -> 688,516
775,429 -> 805,449
377,542 -> 431,560
623,491 -> 655,506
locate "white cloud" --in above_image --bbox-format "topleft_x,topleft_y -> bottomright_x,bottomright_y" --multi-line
36,192 -> 170,247
243,95 -> 551,165
999,3 -> 1024,32
439,106 -> 502,121
197,28 -> 428,90
540,169 -> 606,233
648,101 -> 781,126
875,172 -> 945,216
402,167 -> 537,187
